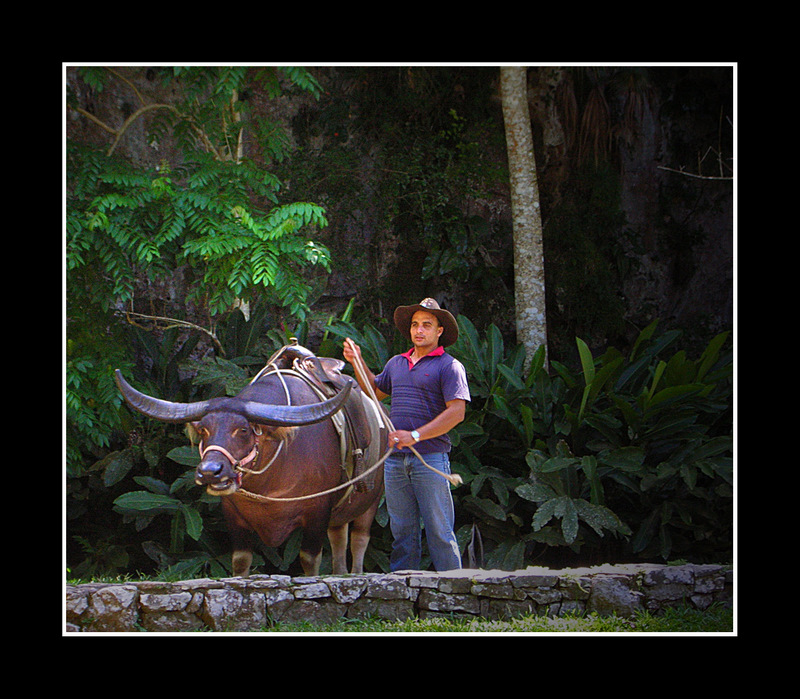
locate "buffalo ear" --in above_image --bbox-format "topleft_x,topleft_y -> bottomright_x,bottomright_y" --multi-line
185,422 -> 202,445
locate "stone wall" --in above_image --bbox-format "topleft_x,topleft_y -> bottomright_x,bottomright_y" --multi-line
65,563 -> 732,633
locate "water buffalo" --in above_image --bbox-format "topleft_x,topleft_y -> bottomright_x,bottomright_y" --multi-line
114,363 -> 385,577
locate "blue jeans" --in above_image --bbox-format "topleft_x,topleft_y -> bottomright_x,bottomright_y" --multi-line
384,451 -> 462,572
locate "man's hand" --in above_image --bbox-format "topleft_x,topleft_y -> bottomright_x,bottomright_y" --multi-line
342,337 -> 362,366
343,338 -> 388,402
388,430 -> 417,450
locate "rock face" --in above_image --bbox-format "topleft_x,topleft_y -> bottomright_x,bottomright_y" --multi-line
65,563 -> 732,633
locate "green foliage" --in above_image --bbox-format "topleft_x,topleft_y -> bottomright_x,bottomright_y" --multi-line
67,299 -> 732,580
66,66 -> 330,481
326,313 -> 732,570
65,302 -> 359,579
446,317 -> 732,568
385,109 -> 507,291
66,148 -> 330,318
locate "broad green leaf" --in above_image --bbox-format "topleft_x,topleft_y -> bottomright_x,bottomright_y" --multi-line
598,446 -> 645,472
101,448 -> 138,487
588,356 -> 624,404
540,456 -> 579,473
575,500 -> 630,537
520,404 -> 534,446
630,320 -> 659,360
167,447 -> 200,474
497,363 -> 525,390
526,344 -> 546,385
560,498 -> 579,544
516,481 -> 557,503
113,491 -> 180,512
696,331 -> 730,382
680,463 -> 697,490
180,504 -> 203,541
576,337 -> 595,385
648,360 -> 667,400
453,421 -> 485,438
281,529 -> 303,570
647,384 -> 703,410
691,435 -> 733,460
465,495 -> 508,522
581,455 -> 604,505
133,475 -> 171,495
532,499 -> 557,531
487,324 -> 504,386
491,540 -> 525,571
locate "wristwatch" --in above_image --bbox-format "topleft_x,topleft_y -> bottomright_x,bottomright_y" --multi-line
411,430 -> 421,443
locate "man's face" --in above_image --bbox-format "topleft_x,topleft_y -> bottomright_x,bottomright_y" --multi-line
410,310 -> 443,350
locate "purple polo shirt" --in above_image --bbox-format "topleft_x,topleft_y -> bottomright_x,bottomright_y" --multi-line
374,346 -> 471,454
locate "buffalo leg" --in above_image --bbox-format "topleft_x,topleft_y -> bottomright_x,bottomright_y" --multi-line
299,549 -> 322,575
327,523 -> 349,575
299,525 -> 327,575
232,550 -> 253,577
349,503 -> 378,574
222,500 -> 254,577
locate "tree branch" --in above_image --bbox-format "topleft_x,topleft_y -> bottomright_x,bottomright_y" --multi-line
107,103 -> 179,156
123,311 -> 224,356
657,165 -> 732,181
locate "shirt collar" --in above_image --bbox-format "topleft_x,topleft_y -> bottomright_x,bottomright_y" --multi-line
402,345 -> 445,366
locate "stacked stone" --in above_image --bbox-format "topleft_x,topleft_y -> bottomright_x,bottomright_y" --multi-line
65,563 -> 732,633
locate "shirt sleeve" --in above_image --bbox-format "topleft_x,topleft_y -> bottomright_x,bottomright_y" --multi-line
442,357 -> 471,403
373,356 -> 395,396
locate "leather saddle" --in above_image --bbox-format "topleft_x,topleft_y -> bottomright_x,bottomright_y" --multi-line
265,339 -> 383,492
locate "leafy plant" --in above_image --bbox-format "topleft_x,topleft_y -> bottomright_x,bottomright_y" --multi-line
66,66 -> 329,476
447,317 -> 732,567
66,299 -> 379,579
322,312 -> 731,569
68,293 -> 732,579
66,147 -> 330,319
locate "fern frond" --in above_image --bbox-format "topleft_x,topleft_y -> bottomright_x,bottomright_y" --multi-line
155,209 -> 185,246
262,202 -> 328,239
251,243 -> 279,286
182,232 -> 252,258
227,257 -> 252,296
277,67 -> 322,98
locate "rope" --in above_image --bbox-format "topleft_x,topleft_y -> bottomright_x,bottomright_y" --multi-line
238,440 -> 282,475
209,340 -> 462,504
235,444 -> 392,503
226,359 -> 386,503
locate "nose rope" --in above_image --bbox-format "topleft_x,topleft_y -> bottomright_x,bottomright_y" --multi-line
238,439 -> 282,475
199,442 -> 259,470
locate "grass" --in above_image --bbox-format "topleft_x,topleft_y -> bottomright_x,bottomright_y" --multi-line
260,603 -> 734,634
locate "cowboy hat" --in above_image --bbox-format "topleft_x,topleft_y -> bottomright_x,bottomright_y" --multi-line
393,298 -> 459,347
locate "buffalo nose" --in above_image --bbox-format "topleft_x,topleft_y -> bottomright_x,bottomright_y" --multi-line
196,459 -> 225,483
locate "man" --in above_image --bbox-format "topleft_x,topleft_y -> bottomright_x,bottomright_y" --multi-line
343,298 -> 470,571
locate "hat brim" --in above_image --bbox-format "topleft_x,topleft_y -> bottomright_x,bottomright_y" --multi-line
393,303 -> 459,347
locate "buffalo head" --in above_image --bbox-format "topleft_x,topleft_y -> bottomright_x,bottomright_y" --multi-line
114,369 -> 351,495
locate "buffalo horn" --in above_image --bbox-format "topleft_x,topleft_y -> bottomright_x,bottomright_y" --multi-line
115,369 -> 352,427
115,370 -> 213,423
240,378 -> 352,426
